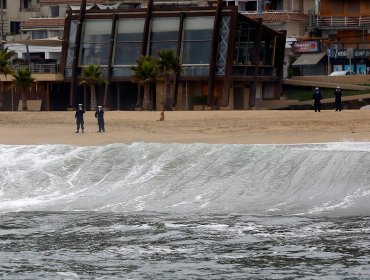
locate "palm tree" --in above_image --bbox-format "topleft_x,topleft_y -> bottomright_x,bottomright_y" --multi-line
79,64 -> 105,110
0,47 -> 14,110
12,68 -> 34,111
131,56 -> 158,111
157,49 -> 181,111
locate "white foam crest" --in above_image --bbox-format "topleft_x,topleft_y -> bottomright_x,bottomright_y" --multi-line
1,143 -> 370,215
292,141 -> 370,152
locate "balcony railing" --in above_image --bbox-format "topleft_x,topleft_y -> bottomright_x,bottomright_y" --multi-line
19,7 -> 40,13
312,16 -> 370,29
243,9 -> 302,12
12,63 -> 59,74
232,65 -> 277,77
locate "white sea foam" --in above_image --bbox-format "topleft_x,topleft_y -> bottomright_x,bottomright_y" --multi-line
0,143 -> 369,216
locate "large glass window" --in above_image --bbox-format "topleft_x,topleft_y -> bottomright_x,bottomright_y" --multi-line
181,16 -> 214,76
65,20 -> 77,77
233,21 -> 256,76
261,33 -> 274,66
149,17 -> 179,57
112,18 -> 145,77
234,21 -> 256,65
79,19 -> 112,66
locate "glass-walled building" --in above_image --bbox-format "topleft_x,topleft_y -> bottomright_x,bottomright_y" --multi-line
61,2 -> 285,110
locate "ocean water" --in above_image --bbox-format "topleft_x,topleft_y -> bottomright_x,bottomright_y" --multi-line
0,142 -> 369,279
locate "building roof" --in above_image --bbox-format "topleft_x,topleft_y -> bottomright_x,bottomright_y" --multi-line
9,37 -> 63,47
20,18 -> 65,29
245,12 -> 308,22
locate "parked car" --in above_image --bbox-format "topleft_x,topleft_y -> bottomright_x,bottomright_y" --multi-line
329,70 -> 356,76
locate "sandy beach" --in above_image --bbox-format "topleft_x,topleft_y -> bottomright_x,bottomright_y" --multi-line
1,110 -> 370,145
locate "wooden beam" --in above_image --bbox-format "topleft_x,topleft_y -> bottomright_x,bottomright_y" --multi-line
141,0 -> 154,56
69,0 -> 86,108
207,0 -> 222,106
221,8 -> 238,106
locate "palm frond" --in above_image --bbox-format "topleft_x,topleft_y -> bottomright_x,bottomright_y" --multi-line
12,68 -> 34,87
157,49 -> 182,75
131,56 -> 159,84
79,64 -> 106,86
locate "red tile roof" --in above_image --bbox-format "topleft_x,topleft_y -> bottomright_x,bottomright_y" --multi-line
20,18 -> 65,29
245,12 -> 308,22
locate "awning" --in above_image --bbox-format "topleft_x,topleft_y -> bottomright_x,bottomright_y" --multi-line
292,53 -> 326,66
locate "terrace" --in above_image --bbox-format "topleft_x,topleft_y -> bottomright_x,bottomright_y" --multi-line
311,15 -> 370,29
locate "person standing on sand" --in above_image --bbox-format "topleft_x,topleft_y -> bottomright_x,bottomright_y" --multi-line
95,105 -> 105,132
157,110 -> 165,121
312,87 -> 323,112
334,86 -> 343,111
75,104 -> 85,133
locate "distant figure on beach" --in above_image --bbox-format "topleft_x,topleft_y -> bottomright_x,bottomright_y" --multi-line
157,110 -> 165,121
334,86 -> 343,111
75,104 -> 85,133
312,87 -> 323,112
95,105 -> 105,132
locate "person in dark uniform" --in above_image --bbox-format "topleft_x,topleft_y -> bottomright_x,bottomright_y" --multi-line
312,87 -> 323,112
95,105 -> 105,132
75,104 -> 85,133
334,86 -> 343,111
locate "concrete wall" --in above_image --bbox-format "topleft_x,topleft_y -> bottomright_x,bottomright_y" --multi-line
6,0 -> 40,33
40,5 -> 69,18
303,0 -> 316,13
176,81 -> 206,110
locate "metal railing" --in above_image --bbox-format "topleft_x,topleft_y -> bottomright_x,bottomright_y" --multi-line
242,10 -> 304,14
312,16 -> 370,29
12,63 -> 59,74
19,7 -> 40,12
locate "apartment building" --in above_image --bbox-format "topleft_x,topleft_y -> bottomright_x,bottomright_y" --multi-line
309,0 -> 370,75
0,0 -> 40,41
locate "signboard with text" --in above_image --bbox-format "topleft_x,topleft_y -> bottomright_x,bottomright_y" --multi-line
329,49 -> 370,59
292,41 -> 320,53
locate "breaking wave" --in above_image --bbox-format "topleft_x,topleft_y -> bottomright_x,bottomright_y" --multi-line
0,142 -> 369,216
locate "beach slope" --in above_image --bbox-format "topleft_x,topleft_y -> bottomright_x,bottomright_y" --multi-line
0,110 -> 370,145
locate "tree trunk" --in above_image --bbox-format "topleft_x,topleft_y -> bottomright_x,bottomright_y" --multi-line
103,82 -> 109,108
142,83 -> 151,111
90,85 -> 97,110
163,73 -> 173,111
21,87 -> 27,111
